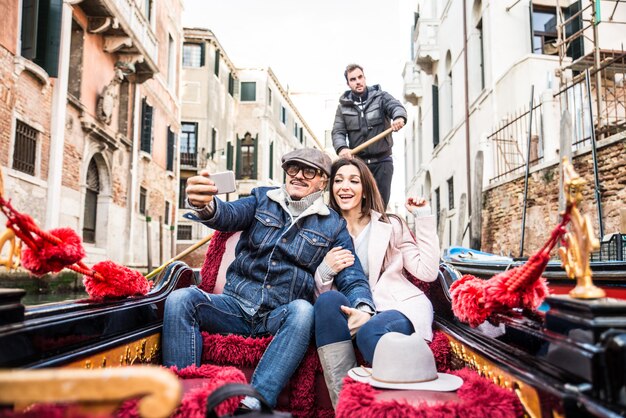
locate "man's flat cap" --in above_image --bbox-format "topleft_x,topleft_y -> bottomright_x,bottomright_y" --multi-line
281,148 -> 332,177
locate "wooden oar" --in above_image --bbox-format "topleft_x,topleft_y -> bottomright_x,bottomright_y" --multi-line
349,127 -> 394,155
145,232 -> 214,280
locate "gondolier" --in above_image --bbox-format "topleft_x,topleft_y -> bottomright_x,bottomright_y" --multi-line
332,63 -> 407,208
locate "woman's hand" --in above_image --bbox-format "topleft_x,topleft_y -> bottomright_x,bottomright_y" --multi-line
405,196 -> 429,213
324,247 -> 355,273
340,305 -> 372,336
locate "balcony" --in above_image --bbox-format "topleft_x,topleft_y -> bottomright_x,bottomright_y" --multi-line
180,152 -> 198,168
402,62 -> 422,105
79,0 -> 159,83
413,17 -> 439,74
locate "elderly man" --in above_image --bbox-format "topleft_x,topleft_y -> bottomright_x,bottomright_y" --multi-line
162,148 -> 374,411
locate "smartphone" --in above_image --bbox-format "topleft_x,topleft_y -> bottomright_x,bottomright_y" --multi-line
210,171 -> 236,194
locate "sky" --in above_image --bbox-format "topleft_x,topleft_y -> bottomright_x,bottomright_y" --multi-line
182,0 -> 416,210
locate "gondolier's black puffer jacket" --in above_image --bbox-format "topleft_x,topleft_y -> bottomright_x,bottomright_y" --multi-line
331,84 -> 407,160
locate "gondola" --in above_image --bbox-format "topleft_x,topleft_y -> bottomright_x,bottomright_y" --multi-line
1,161 -> 625,417
443,246 -> 626,300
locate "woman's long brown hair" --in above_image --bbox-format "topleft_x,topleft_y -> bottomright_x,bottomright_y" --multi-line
328,158 -> 388,222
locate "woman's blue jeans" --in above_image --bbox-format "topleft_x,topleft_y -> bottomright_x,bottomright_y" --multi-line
314,290 -> 414,364
162,286 -> 314,407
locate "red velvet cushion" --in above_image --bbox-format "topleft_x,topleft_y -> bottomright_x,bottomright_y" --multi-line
336,368 -> 524,418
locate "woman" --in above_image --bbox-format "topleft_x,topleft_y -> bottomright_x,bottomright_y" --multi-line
314,158 -> 440,408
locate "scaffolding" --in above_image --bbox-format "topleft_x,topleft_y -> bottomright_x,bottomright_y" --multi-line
555,0 -> 626,139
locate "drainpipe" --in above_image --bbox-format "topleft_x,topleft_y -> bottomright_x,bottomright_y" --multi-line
462,0 -> 473,245
45,2 -> 72,229
126,83 -> 141,265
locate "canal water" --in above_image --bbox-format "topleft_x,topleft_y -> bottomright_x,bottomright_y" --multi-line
0,271 -> 88,306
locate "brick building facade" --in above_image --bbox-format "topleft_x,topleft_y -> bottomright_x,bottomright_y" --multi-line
1,0 -> 183,271
482,135 -> 626,256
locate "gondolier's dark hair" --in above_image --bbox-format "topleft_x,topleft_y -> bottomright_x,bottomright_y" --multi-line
328,157 -> 389,223
344,63 -> 364,82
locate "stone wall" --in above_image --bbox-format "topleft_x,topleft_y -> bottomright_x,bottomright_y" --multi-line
482,135 -> 626,256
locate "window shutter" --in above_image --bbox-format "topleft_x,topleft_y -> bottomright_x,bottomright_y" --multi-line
235,135 -> 242,179
211,128 -> 217,159
564,1 -> 583,60
432,84 -> 439,147
42,0 -> 63,77
226,141 -> 233,170
269,142 -> 274,179
141,99 -> 153,153
20,0 -> 39,59
252,134 -> 258,180
200,43 -> 205,67
228,73 -> 234,96
166,128 -> 175,171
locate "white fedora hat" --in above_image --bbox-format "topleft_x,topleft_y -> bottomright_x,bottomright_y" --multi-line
347,332 -> 463,391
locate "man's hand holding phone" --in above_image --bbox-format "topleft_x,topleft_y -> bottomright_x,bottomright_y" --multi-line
186,170 -> 236,209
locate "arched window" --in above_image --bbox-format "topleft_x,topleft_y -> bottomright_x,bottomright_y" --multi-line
237,132 -> 257,179
83,159 -> 100,243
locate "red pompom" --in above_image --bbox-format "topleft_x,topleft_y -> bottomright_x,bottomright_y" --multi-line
450,275 -> 489,327
83,261 -> 150,299
519,277 -> 550,310
21,228 -> 85,275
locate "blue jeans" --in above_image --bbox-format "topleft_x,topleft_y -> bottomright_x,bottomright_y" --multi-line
162,286 -> 314,407
314,291 -> 414,364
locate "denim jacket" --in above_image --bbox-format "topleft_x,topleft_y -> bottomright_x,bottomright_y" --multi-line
184,186 -> 374,315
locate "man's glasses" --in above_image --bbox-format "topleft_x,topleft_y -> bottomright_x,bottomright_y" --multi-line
284,163 -> 321,180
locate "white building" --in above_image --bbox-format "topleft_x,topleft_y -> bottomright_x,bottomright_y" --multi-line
404,0 -> 626,253
178,29 -> 320,249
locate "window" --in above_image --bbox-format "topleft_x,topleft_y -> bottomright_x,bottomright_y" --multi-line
20,0 -> 63,76
211,127 -> 217,159
82,159 -> 99,243
144,0 -> 152,22
237,132 -> 256,179
167,34 -> 175,88
432,83 -> 439,147
166,128 -> 175,171
177,224 -> 192,240
294,122 -> 299,138
12,120 -> 37,175
228,73 -> 234,96
164,201 -> 170,225
299,127 -> 303,143
214,50 -> 220,76
140,98 -> 153,153
531,7 -> 557,55
240,82 -> 256,101
183,43 -> 204,67
447,177 -> 454,210
476,19 -> 485,91
267,87 -> 272,106
68,20 -> 84,98
139,187 -> 147,215
280,106 -> 287,124
180,122 -> 198,166
178,178 -> 187,208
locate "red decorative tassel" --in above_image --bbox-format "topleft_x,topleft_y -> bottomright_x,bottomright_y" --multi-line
21,228 -> 85,275
83,261 -> 151,299
450,218 -> 565,327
